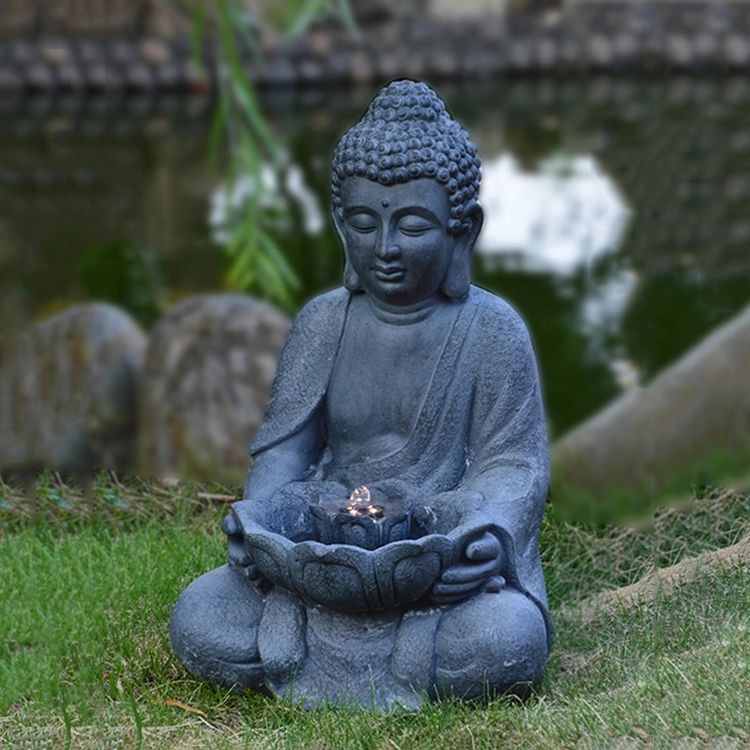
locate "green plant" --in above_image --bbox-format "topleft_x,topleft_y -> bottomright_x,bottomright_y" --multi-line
191,0 -> 355,310
1,480 -> 748,748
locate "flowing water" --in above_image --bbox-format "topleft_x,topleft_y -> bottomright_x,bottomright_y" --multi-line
2,77 -> 749,438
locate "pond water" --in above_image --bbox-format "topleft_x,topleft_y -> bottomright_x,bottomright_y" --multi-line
2,77 -> 750,439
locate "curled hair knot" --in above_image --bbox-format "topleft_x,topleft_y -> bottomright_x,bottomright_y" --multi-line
331,80 -> 482,235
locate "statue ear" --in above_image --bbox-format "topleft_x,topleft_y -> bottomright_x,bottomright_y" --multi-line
343,258 -> 363,292
442,200 -> 484,300
333,209 -> 363,293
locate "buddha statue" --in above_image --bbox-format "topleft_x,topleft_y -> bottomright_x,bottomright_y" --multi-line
170,80 -> 551,710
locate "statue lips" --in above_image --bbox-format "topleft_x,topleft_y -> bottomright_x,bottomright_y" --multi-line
373,264 -> 406,282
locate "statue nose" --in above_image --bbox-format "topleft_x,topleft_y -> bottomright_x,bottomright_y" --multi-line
376,243 -> 401,261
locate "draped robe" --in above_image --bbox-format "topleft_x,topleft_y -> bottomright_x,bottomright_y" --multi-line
232,284 -> 551,707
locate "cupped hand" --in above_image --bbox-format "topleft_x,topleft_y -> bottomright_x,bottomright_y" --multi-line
430,531 -> 502,605
222,512 -> 261,581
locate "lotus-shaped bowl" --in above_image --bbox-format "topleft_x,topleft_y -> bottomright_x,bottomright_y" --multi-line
242,518 -> 456,613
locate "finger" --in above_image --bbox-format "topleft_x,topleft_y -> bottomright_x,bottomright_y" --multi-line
229,550 -> 252,567
228,536 -> 251,567
222,513 -> 240,537
431,579 -> 486,598
440,558 -> 497,584
466,533 -> 501,561
483,575 -> 504,593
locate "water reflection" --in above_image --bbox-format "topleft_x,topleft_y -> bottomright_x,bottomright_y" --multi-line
2,79 -> 750,437
477,149 -> 636,392
477,152 -> 630,275
580,268 -> 640,390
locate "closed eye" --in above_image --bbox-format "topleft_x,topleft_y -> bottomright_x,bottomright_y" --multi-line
347,215 -> 377,233
399,223 -> 433,237
349,223 -> 377,234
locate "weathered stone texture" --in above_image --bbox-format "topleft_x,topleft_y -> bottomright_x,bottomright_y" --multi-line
4,1 -> 750,93
137,294 -> 290,481
0,303 -> 146,474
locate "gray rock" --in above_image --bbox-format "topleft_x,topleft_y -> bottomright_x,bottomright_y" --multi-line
0,303 -> 146,475
0,67 -> 23,92
140,38 -> 171,66
26,61 -> 55,91
307,30 -> 332,58
8,40 -> 35,65
137,294 -> 290,481
85,62 -> 125,93
724,34 -> 750,68
665,34 -> 693,68
260,58 -> 298,88
155,60 -> 183,90
534,36 -> 558,70
508,38 -> 534,71
430,48 -> 460,78
348,51 -> 375,84
57,62 -> 84,92
297,58 -> 325,86
553,304 -> 750,495
40,39 -> 72,66
558,37 -> 583,69
77,39 -> 106,64
587,34 -> 613,68
693,32 -> 719,66
373,50 -> 403,82
109,40 -> 138,66
125,62 -> 155,92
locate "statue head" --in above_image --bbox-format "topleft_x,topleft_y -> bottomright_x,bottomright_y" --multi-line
331,80 -> 483,302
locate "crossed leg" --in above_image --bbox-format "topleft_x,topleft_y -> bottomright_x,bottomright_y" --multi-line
393,587 -> 549,700
171,569 -> 548,703
170,564 -> 266,689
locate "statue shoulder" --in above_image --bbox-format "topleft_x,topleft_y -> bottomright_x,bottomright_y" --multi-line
251,288 -> 349,455
290,287 -> 350,336
468,285 -> 533,349
465,287 -> 545,426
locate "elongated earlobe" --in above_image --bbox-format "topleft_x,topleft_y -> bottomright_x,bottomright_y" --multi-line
333,209 -> 364,292
442,200 -> 483,300
344,257 -> 363,292
442,249 -> 471,299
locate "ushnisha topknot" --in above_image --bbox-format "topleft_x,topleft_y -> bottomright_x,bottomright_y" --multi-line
331,80 -> 482,234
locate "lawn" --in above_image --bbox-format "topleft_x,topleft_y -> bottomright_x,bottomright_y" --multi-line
1,477 -> 749,749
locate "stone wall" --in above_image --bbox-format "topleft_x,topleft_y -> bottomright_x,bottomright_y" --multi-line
0,1 -> 150,37
1,1 -> 750,93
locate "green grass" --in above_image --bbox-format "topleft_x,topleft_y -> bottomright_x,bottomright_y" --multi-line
542,485 -> 750,606
551,441 -> 750,526
1,478 -> 749,749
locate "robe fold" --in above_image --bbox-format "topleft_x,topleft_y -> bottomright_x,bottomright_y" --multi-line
235,285 -> 551,704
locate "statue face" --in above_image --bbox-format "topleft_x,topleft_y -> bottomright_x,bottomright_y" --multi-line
337,177 -> 457,307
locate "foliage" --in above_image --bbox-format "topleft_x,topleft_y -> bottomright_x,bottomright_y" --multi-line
191,0 -> 354,310
76,241 -> 163,329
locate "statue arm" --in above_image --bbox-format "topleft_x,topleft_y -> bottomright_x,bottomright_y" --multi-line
224,404 -> 326,573
432,298 -> 549,606
244,405 -> 326,504
233,402 -> 326,526
227,288 -> 346,541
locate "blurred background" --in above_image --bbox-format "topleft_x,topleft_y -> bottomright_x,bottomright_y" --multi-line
2,0 -> 750,523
